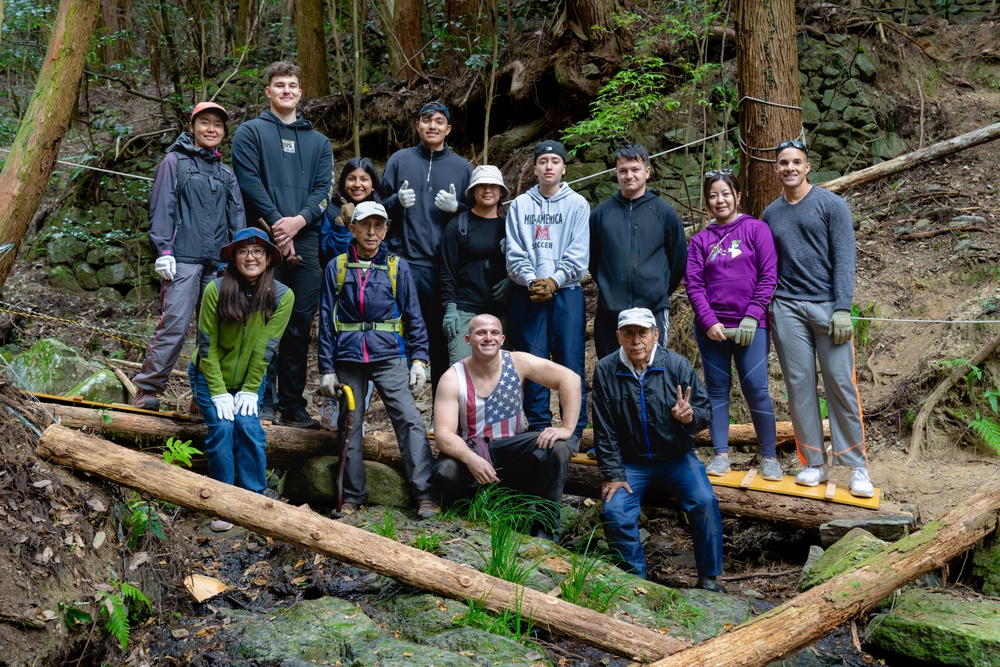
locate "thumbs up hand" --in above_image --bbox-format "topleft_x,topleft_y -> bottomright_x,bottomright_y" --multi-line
399,180 -> 416,208
435,183 -> 459,213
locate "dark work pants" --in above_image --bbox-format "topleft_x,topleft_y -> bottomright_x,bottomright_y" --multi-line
410,263 -> 449,398
263,235 -> 321,413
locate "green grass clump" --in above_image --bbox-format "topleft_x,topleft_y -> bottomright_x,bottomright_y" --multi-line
559,529 -> 625,613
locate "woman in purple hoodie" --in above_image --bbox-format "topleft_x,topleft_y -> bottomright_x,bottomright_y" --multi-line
686,170 -> 780,481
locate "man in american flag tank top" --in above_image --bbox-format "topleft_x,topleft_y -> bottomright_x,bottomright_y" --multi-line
433,314 -> 581,540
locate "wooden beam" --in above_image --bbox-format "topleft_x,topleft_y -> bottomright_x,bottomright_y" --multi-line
35,425 -> 687,661
649,478 -> 1000,667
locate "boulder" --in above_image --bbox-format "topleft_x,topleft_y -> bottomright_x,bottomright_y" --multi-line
866,588 -> 1000,666
74,262 -> 101,291
65,370 -> 127,404
45,266 -> 83,293
973,533 -> 1000,596
286,456 -> 411,508
47,235 -> 88,264
97,262 -> 131,287
801,527 -> 887,590
10,338 -> 104,395
819,515 -> 916,547
852,53 -> 877,82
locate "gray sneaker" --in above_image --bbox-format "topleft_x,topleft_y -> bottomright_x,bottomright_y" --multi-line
761,458 -> 783,481
705,455 -> 731,476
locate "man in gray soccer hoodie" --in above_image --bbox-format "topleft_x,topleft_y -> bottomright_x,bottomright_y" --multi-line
505,140 -> 589,446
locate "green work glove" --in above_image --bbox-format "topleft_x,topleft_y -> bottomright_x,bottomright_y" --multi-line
734,316 -> 758,346
442,303 -> 461,340
829,309 -> 853,345
492,277 -> 513,304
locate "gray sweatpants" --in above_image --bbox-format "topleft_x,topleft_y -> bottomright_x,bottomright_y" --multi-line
335,357 -> 435,505
133,262 -> 216,393
770,297 -> 867,469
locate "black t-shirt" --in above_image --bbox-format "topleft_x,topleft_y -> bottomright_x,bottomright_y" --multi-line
440,212 -> 507,316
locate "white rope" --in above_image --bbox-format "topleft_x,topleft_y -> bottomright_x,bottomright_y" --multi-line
854,317 -> 1000,325
0,148 -> 154,182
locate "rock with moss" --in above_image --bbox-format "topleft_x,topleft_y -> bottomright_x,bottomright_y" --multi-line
11,338 -> 103,395
974,533 -> 1000,596
47,235 -> 89,264
801,527 -> 887,590
286,456 -> 411,508
65,369 -> 127,404
45,265 -> 83,293
866,588 -> 1000,666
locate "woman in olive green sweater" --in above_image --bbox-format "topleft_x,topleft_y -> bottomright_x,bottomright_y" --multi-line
189,228 -> 294,531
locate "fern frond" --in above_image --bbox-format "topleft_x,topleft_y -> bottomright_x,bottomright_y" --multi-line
100,593 -> 129,650
119,582 -> 151,610
969,413 -> 1000,455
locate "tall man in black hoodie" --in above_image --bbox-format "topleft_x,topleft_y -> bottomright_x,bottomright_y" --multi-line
380,102 -> 473,396
589,144 -> 687,360
232,61 -> 334,427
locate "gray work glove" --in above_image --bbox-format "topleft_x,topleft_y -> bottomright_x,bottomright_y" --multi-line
442,303 -> 461,339
829,309 -> 853,345
492,277 -> 513,303
409,361 -> 427,395
398,180 -> 416,208
434,184 -> 459,213
318,372 -> 342,398
733,317 -> 758,346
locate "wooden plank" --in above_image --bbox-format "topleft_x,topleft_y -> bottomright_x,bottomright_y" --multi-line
824,482 -> 837,500
708,470 -> 880,509
740,469 -> 758,488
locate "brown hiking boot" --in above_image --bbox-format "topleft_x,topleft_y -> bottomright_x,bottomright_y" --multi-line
133,390 -> 160,411
417,499 -> 441,520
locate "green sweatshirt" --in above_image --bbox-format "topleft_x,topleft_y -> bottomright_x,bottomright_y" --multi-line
194,277 -> 294,396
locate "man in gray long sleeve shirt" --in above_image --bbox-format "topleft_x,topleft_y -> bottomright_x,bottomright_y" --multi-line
761,139 -> 874,499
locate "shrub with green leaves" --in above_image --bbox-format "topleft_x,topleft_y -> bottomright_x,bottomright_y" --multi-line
122,492 -> 165,548
162,437 -> 202,467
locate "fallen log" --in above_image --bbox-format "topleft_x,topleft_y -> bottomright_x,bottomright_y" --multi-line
48,403 -> 902,531
36,425 -> 686,660
563,456 -> 915,533
650,477 -> 1000,667
823,121 -> 1000,194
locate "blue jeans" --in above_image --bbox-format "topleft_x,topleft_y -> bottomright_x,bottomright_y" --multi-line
190,364 -> 268,493
508,285 -> 588,437
600,451 -> 723,579
694,326 -> 777,458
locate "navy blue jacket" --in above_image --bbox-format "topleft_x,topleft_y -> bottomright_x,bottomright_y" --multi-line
317,242 -> 429,371
592,347 -> 711,482
589,189 -> 687,313
379,144 -> 472,267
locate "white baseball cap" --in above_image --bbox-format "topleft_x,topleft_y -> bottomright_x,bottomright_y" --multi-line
617,308 -> 657,329
352,201 -> 388,222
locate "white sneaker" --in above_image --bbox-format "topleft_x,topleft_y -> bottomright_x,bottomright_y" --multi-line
795,465 -> 830,487
211,519 -> 234,532
850,467 -> 875,498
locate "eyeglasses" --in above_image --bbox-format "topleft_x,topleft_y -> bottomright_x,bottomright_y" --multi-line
235,247 -> 266,258
705,168 -> 733,178
776,139 -> 807,153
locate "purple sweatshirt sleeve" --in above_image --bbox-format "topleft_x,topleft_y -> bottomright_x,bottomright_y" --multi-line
745,219 -> 778,326
684,231 -> 720,333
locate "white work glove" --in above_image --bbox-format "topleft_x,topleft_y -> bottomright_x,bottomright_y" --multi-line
211,393 -> 236,421
434,183 -> 459,213
154,255 -> 176,281
318,372 -> 342,398
409,361 -> 427,395
398,180 -> 416,209
234,391 -> 259,417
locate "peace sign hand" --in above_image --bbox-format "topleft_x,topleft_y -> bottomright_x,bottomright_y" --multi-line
671,385 -> 694,424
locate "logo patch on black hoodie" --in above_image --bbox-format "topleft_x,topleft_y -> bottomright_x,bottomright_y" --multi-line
282,139 -> 296,154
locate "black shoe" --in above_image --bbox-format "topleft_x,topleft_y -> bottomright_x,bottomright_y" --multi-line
696,576 -> 726,594
279,407 -> 320,429
259,405 -> 276,422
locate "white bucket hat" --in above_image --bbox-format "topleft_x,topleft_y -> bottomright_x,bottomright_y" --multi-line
465,165 -> 510,199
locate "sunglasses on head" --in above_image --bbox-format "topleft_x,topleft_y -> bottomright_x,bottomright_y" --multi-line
777,139 -> 807,153
705,168 -> 733,178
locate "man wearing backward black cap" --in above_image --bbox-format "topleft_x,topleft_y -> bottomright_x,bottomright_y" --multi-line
380,101 -> 473,397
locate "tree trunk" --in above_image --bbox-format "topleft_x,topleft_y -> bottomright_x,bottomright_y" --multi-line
295,0 -> 330,98
443,0 -> 485,74
36,425 -> 688,661
237,0 -> 258,46
98,0 -> 131,64
40,403 -> 907,532
0,0 -> 101,289
374,0 -> 423,78
567,0 -> 618,42
649,479 -> 1000,667
823,121 -> 1000,195
735,0 -> 802,218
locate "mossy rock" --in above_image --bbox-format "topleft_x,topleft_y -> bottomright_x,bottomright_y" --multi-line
285,456 -> 411,508
801,528 -> 887,590
65,369 -> 127,404
973,532 -> 1000,596
866,588 -> 1000,666
47,235 -> 89,264
10,338 -> 103,395
74,262 -> 101,291
97,262 -> 132,287
45,265 -> 83,293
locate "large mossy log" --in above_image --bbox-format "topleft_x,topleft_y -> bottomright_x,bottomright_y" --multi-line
36,424 -> 686,660
46,403 -> 908,532
651,478 -> 1000,667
